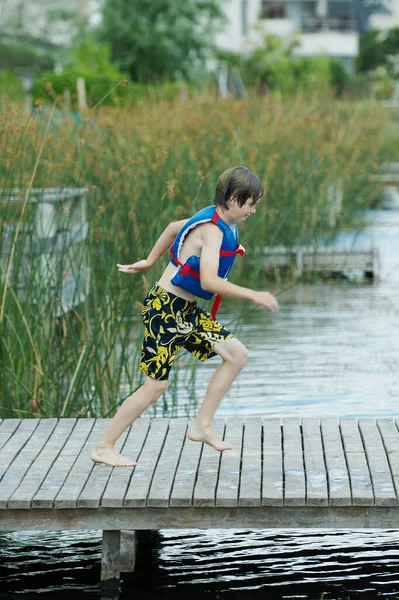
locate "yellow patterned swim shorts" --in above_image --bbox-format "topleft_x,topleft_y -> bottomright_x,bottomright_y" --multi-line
140,285 -> 233,381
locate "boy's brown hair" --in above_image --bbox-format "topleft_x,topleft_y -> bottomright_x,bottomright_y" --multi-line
212,166 -> 264,209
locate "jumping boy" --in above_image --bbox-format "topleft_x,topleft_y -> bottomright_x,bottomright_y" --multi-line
91,166 -> 279,467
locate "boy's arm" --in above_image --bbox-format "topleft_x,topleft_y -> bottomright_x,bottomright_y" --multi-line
200,224 -> 279,311
117,219 -> 188,274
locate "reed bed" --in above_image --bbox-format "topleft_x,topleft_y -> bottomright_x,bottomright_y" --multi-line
0,94 -> 393,418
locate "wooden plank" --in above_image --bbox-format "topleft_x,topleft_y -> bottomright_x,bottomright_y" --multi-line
378,419 -> 399,501
302,418 -> 328,507
0,419 -> 39,480
0,419 -> 57,509
147,418 -> 188,507
124,418 -> 169,507
262,418 -> 283,506
5,503 -> 399,531
321,419 -> 351,506
239,417 -> 262,507
8,419 -> 76,509
340,418 -> 374,506
54,419 -> 109,509
216,417 -> 244,507
170,421 -> 203,508
283,418 -> 305,506
77,429 -> 130,508
32,418 -> 95,508
0,419 -> 21,451
359,419 -> 396,506
102,418 -> 151,508
193,419 -> 225,507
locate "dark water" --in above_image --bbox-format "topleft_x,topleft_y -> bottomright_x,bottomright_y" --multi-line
1,207 -> 399,599
2,528 -> 399,599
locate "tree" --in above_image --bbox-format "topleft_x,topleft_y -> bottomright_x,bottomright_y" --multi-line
68,32 -> 121,77
357,28 -> 399,75
98,0 -> 225,82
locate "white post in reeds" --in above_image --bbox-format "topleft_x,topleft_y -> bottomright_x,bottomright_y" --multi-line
21,71 -> 33,114
77,77 -> 88,110
326,182 -> 343,227
180,86 -> 189,103
216,61 -> 229,98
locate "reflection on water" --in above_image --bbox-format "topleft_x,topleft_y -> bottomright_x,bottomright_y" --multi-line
1,208 -> 399,599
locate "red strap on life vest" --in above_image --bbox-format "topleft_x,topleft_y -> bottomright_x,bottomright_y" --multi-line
169,247 -> 200,279
211,294 -> 222,321
220,244 -> 245,257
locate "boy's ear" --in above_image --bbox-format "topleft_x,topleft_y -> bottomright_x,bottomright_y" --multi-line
228,195 -> 237,207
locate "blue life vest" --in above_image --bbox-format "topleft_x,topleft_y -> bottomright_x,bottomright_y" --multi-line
169,205 -> 245,303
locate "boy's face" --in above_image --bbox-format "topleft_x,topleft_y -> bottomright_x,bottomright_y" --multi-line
229,196 -> 260,224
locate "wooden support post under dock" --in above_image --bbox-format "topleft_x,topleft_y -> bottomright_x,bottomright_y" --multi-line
120,530 -> 137,574
102,530 -> 121,590
1,416 -> 399,589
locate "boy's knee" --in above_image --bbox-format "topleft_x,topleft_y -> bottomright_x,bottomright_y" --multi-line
144,377 -> 168,401
235,342 -> 248,367
214,338 -> 248,368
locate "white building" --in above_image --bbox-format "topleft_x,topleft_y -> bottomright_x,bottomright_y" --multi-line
370,0 -> 399,29
215,0 -> 396,73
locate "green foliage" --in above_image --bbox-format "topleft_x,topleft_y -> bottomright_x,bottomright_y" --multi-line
68,33 -> 121,78
31,69 -> 188,107
329,59 -> 351,95
0,40 -> 54,71
240,34 -> 350,95
99,0 -> 225,82
374,73 -> 395,99
0,70 -> 24,100
32,69 -> 126,107
357,28 -> 399,76
214,49 -> 242,68
357,29 -> 399,100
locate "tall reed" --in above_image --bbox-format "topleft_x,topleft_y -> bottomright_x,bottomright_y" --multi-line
0,94 -> 393,418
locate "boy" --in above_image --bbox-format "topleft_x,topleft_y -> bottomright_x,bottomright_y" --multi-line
91,166 -> 279,467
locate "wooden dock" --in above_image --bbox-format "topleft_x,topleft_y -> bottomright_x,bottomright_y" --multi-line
260,245 -> 380,278
1,416 -> 399,589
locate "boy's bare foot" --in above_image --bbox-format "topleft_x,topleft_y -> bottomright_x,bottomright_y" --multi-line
90,446 -> 137,467
187,421 -> 233,452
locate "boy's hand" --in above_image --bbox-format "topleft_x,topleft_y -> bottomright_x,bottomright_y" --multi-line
117,259 -> 152,274
251,291 -> 279,312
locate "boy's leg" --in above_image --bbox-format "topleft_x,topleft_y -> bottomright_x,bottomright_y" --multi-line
92,285 -> 181,467
187,337 -> 248,451
91,376 -> 168,467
